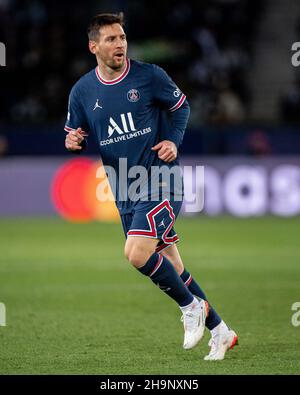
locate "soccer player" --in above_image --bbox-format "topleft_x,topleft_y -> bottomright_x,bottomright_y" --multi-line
64,13 -> 238,360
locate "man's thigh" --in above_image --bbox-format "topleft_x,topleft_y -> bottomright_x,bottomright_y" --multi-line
127,199 -> 182,252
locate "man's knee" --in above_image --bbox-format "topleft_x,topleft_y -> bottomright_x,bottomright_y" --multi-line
124,244 -> 152,268
124,237 -> 158,268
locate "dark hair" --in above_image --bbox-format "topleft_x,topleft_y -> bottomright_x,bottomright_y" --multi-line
87,13 -> 125,41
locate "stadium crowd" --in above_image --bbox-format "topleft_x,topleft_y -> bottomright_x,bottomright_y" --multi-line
0,0 -> 265,127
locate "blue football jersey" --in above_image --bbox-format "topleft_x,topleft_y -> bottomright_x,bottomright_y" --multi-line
64,58 -> 189,213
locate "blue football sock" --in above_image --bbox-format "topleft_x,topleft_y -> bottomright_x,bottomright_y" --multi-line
180,269 -> 221,330
138,253 -> 194,307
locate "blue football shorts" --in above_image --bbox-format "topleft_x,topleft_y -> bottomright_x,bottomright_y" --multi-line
120,199 -> 182,253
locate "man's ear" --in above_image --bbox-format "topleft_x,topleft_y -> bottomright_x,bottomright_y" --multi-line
89,41 -> 97,54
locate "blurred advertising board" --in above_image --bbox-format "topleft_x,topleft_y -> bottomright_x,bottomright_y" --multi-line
0,156 -> 299,219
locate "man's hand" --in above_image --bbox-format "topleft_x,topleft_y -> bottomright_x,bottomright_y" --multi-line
151,140 -> 177,163
65,128 -> 85,151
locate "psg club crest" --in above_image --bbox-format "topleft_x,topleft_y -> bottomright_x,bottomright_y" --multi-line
127,89 -> 140,102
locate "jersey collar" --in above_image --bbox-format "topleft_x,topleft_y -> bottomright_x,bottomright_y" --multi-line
95,58 -> 130,85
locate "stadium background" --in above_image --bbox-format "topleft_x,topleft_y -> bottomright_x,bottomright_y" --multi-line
0,0 -> 300,375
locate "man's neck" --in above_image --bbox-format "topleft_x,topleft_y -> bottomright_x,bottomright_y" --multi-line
97,59 -> 127,81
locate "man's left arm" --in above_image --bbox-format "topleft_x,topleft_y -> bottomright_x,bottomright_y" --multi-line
152,100 -> 190,162
151,65 -> 190,162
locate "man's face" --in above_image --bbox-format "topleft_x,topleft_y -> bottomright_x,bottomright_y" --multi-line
89,23 -> 127,70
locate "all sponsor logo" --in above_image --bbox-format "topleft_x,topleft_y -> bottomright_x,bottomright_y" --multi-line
100,112 -> 152,146
108,112 -> 136,137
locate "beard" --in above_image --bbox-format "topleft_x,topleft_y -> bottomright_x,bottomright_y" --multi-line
110,62 -> 124,71
107,56 -> 125,71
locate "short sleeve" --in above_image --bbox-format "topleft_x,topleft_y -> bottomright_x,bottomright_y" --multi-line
64,85 -> 90,136
152,65 -> 187,112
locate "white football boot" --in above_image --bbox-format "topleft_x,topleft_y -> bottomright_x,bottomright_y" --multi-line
181,298 -> 209,350
204,323 -> 238,361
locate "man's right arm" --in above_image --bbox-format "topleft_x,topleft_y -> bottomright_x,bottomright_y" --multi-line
65,128 -> 86,152
64,85 -> 89,153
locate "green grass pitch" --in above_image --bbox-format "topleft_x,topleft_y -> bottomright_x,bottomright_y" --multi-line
0,216 -> 300,375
